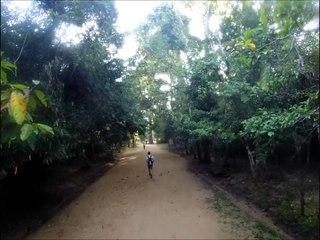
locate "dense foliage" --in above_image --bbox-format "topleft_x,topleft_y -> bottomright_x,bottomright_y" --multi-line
129,1 -> 319,168
1,0 -> 145,177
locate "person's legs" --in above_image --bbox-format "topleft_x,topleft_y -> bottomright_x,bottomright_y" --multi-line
148,164 -> 153,178
148,165 -> 151,176
150,165 -> 153,178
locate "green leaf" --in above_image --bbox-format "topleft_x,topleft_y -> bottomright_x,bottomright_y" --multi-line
238,56 -> 250,66
267,132 -> 274,137
28,95 -> 37,111
305,98 -> 310,108
241,95 -> 250,103
20,123 -> 33,141
243,30 -> 250,40
34,90 -> 47,107
11,83 -> 29,90
247,42 -> 256,50
245,39 -> 251,45
1,89 -> 11,101
25,112 -> 33,122
9,91 -> 27,125
35,123 -> 54,135
1,60 -> 17,72
259,10 -> 268,31
31,123 -> 39,135
1,68 -> 8,84
26,133 -> 36,150
32,80 -> 40,85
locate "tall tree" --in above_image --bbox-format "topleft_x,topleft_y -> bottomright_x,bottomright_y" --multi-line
129,4 -> 192,142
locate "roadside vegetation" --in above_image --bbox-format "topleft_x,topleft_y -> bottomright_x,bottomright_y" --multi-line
211,190 -> 282,240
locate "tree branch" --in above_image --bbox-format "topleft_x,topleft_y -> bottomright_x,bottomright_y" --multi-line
14,29 -> 30,65
257,33 -> 293,52
279,40 -> 294,62
293,39 -> 304,69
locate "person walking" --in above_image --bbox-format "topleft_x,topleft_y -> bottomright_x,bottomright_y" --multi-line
146,151 -> 154,178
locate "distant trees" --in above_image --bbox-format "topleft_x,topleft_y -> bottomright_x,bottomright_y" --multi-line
127,4 -> 193,143
129,0 -> 319,173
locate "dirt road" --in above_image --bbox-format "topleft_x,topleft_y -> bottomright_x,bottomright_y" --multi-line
27,144 -> 252,239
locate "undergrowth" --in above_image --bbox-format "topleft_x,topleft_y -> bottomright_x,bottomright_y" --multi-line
211,189 -> 284,240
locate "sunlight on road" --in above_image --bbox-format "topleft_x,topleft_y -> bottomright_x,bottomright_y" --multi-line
119,156 -> 137,166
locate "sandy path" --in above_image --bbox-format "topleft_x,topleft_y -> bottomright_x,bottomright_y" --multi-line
27,144 -> 245,239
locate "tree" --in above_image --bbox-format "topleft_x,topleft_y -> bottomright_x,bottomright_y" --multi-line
129,3 -> 192,143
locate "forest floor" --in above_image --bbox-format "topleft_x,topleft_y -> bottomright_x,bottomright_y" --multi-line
173,147 -> 319,240
3,144 -> 294,239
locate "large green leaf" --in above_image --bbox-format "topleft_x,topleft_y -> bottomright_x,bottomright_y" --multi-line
25,112 -> 33,122
20,123 -> 33,141
34,90 -> 47,107
1,68 -> 8,84
26,133 -> 36,150
35,123 -> 54,135
28,95 -> 37,111
9,91 -> 27,125
11,84 -> 29,90
1,60 -> 17,72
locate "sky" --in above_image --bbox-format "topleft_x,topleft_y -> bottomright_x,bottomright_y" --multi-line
114,1 -> 207,60
6,0 -> 319,61
6,0 -> 206,60
115,1 -> 167,33
114,1 -> 165,60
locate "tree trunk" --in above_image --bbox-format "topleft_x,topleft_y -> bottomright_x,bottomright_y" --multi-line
306,137 -> 311,168
148,117 -> 153,144
184,144 -> 189,155
300,186 -> 306,217
132,137 -> 136,147
318,122 -> 320,144
202,139 -> 211,164
223,157 -> 229,171
196,142 -> 202,162
192,144 -> 197,160
203,2 -> 212,55
148,130 -> 153,144
274,153 -> 279,166
223,144 -> 230,171
299,169 -> 306,216
297,146 -> 306,216
246,145 -> 257,179
91,143 -> 96,161
117,142 -> 121,153
189,144 -> 194,155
